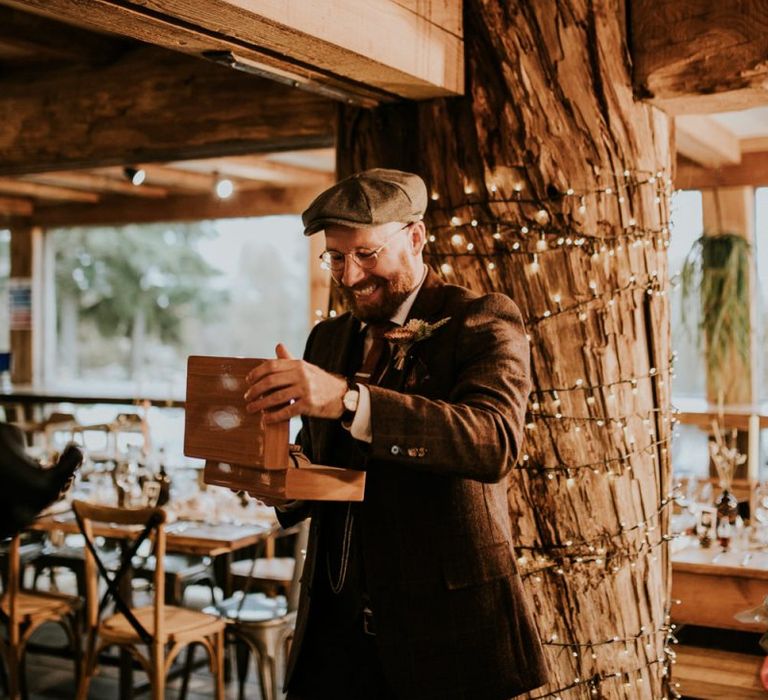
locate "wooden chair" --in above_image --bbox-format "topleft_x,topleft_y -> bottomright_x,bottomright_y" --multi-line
204,520 -> 309,700
0,533 -> 81,700
72,500 -> 226,700
229,525 -> 301,597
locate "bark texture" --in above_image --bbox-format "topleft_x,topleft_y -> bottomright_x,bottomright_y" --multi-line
336,2 -> 673,698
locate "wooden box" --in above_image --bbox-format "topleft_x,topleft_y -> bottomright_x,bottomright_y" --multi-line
184,356 -> 365,501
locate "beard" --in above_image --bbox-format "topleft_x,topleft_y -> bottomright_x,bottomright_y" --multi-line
338,259 -> 418,323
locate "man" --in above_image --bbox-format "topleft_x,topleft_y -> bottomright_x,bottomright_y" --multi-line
244,169 -> 548,700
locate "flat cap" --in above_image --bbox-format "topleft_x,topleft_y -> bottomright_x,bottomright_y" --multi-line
302,168 -> 427,235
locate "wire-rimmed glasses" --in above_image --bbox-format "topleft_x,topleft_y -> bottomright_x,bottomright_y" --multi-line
319,223 -> 411,274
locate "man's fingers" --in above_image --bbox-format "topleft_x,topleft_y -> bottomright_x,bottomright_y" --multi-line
263,400 -> 303,423
275,343 -> 295,360
243,368 -> 297,401
245,386 -> 298,413
246,357 -> 293,384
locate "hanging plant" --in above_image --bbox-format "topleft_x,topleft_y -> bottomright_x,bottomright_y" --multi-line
680,232 -> 752,406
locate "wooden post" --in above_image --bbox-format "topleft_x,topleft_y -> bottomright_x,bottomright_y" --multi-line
8,222 -> 39,384
336,2 -> 672,697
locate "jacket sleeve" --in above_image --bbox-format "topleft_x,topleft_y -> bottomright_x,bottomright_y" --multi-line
366,293 -> 530,483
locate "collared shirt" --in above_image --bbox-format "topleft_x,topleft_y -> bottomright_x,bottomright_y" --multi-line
349,265 -> 428,443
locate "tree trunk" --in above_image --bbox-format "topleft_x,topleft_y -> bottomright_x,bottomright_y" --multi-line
336,1 -> 673,697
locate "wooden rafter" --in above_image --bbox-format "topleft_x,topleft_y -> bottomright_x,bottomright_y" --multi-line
0,178 -> 99,202
28,185 -> 321,227
0,44 -> 335,176
22,172 -> 168,198
171,156 -> 334,185
674,115 -> 741,168
0,0 -> 461,104
676,151 -> 768,189
631,0 -> 768,113
0,196 -> 32,217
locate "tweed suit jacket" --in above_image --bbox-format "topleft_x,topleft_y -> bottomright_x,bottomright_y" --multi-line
282,269 -> 549,700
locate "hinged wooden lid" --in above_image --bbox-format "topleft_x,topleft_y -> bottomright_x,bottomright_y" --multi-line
184,355 -> 289,469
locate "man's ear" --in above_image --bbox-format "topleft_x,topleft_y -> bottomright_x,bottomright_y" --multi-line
409,221 -> 427,255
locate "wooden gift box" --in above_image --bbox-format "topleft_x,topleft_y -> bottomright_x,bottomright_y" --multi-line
184,355 -> 366,501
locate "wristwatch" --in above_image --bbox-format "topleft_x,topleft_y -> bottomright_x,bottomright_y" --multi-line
341,385 -> 360,427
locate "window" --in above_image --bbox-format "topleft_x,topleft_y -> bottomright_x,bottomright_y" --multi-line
45,216 -> 309,396
669,190 -> 705,401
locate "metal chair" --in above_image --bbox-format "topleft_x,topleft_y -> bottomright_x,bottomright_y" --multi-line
0,533 -> 81,700
204,520 -> 309,700
72,500 -> 227,700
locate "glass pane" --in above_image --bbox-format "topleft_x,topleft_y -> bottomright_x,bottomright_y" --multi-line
669,190 -> 705,402
45,216 -> 308,459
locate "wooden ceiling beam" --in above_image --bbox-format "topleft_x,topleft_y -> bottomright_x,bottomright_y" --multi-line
675,151 -> 768,190
30,186 -> 321,228
0,196 -> 32,217
94,165 -> 217,192
631,0 -> 768,114
0,5 -> 129,65
674,115 -> 741,168
170,156 -> 334,185
0,178 -> 100,202
0,0 -> 421,105
22,171 -> 169,198
0,45 -> 335,176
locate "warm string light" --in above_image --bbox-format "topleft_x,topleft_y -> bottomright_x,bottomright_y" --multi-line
426,226 -> 670,261
526,405 -> 674,426
519,531 -> 678,579
517,434 -> 672,476
543,622 -> 671,649
524,275 -> 665,327
428,168 -> 672,211
527,656 -> 671,700
530,360 -> 673,397
515,492 -> 677,555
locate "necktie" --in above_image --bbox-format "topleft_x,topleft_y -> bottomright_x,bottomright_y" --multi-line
354,322 -> 395,386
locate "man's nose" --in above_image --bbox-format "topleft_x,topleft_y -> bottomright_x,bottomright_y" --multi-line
340,256 -> 366,287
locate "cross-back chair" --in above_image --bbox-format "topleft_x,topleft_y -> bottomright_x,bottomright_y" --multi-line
204,519 -> 309,700
0,532 -> 81,700
72,500 -> 226,700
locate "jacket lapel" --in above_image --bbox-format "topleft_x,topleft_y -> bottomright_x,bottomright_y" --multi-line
380,267 -> 448,391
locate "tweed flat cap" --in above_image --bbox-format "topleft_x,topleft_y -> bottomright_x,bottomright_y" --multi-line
302,168 -> 428,235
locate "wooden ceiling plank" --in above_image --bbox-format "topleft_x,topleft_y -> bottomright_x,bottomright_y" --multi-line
0,5 -> 129,65
0,195 -> 32,217
31,186 -> 322,227
94,164 -> 217,192
631,0 -> 768,113
0,44 -> 336,176
23,171 -> 169,198
169,156 -> 334,185
675,115 -> 741,168
740,136 -> 768,154
0,0 -> 394,105
0,178 -> 99,202
676,151 -> 768,190
135,0 -> 463,98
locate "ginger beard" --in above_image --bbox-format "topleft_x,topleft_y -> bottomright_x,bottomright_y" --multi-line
337,251 -> 418,323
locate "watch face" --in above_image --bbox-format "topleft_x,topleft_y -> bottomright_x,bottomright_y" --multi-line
343,389 -> 359,412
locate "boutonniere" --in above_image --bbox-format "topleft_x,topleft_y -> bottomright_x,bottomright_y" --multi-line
384,317 -> 451,369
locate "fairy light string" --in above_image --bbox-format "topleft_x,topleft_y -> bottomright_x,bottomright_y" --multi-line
320,167 -> 674,698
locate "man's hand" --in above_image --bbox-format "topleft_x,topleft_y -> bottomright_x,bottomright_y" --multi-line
244,343 -> 347,423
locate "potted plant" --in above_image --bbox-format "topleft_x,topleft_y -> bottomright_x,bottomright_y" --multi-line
680,232 -> 752,409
